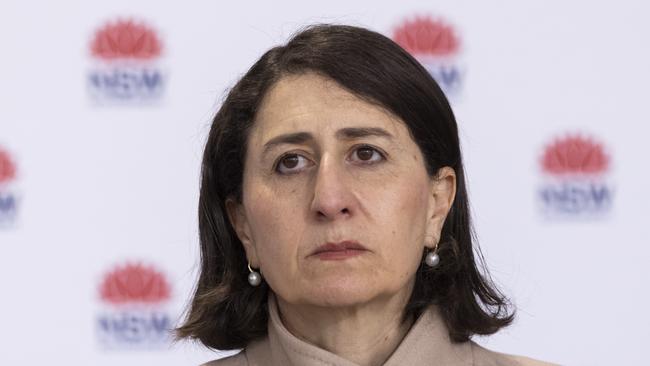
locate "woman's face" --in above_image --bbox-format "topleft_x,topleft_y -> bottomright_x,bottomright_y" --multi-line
227,72 -> 456,308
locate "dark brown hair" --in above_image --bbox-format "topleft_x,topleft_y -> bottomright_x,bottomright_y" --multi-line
176,23 -> 514,350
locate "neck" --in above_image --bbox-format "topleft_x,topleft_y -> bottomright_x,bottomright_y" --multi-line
275,291 -> 415,366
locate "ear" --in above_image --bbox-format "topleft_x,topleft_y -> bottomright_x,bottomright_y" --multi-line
424,166 -> 457,249
225,197 -> 260,268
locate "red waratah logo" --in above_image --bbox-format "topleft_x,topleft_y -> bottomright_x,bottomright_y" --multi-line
393,16 -> 460,57
91,19 -> 162,60
0,149 -> 16,184
541,135 -> 610,176
100,263 -> 171,305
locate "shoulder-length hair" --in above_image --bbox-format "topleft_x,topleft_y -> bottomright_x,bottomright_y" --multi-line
176,23 -> 514,350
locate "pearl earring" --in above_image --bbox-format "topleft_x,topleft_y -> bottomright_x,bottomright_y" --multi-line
425,242 -> 440,268
425,251 -> 440,267
248,263 -> 262,286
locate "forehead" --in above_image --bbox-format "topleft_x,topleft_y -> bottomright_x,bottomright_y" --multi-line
250,73 -> 407,142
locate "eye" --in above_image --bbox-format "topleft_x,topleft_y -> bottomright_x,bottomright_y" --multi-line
275,153 -> 312,175
350,145 -> 385,164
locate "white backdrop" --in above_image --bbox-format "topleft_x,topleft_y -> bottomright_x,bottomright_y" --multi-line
1,1 -> 648,365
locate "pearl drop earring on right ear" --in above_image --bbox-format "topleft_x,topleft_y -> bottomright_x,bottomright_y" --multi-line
425,242 -> 440,268
248,263 -> 262,286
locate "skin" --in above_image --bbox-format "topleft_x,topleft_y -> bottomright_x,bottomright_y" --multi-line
226,72 -> 456,366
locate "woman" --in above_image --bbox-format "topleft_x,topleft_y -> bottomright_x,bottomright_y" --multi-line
177,24 -> 557,366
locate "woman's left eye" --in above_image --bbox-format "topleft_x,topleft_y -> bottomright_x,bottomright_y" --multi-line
350,145 -> 385,164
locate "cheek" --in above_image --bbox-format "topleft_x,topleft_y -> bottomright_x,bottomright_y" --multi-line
369,174 -> 430,267
373,171 -> 429,231
243,182 -> 304,276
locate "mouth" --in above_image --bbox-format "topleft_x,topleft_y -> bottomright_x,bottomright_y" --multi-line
310,240 -> 369,260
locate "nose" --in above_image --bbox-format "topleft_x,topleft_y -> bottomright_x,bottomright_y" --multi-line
310,156 -> 354,221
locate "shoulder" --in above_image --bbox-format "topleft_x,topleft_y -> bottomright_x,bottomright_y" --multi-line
470,341 -> 560,366
200,351 -> 247,366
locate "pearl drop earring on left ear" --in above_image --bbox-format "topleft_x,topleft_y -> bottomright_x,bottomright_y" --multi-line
425,241 -> 440,268
248,263 -> 262,286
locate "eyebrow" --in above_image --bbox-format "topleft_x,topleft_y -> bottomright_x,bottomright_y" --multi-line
261,127 -> 394,156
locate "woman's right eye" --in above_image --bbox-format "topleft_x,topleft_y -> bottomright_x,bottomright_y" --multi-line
275,154 -> 312,175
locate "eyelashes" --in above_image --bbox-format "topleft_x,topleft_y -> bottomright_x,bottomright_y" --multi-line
274,145 -> 387,175
275,154 -> 312,174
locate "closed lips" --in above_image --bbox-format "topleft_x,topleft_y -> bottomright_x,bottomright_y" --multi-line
311,241 -> 367,255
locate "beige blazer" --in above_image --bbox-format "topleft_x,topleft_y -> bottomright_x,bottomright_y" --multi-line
203,294 -> 558,366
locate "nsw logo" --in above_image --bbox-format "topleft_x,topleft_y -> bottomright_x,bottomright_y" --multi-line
392,15 -> 464,97
87,19 -> 165,103
538,133 -> 614,217
0,147 -> 19,227
96,262 -> 173,348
